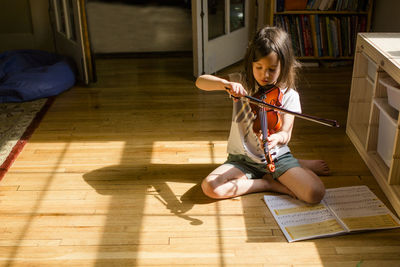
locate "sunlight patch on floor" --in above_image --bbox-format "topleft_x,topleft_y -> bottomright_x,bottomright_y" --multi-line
150,141 -> 227,164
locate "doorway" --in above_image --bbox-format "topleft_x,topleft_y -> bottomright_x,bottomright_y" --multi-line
86,0 -> 193,54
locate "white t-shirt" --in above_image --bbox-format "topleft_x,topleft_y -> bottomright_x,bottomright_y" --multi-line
227,72 -> 302,164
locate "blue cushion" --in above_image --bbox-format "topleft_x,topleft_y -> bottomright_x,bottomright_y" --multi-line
0,50 -> 76,103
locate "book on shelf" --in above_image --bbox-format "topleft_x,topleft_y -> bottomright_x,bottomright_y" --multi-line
274,13 -> 367,57
276,0 -> 285,12
319,15 -> 327,56
277,0 -> 371,12
284,0 -> 308,11
264,185 -> 400,242
325,16 -> 332,56
313,15 -> 323,56
309,15 -> 318,57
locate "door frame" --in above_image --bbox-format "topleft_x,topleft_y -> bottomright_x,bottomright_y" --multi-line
192,0 -> 261,77
49,0 -> 95,84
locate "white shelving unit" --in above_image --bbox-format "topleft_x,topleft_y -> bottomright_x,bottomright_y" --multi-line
347,33 -> 400,216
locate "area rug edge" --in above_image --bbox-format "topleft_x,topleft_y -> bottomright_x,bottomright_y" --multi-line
0,97 -> 55,181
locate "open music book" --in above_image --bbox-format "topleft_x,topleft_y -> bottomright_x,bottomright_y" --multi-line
264,185 -> 400,242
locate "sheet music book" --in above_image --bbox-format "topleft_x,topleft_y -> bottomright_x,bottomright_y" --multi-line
264,185 -> 400,242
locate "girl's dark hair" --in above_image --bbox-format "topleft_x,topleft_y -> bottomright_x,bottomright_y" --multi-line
242,26 -> 300,95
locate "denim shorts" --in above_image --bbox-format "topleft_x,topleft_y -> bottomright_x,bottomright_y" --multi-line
224,153 -> 300,180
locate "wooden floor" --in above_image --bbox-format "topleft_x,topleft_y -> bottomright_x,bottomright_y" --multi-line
1,56 -> 400,266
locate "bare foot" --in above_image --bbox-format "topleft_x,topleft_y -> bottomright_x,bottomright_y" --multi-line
298,159 -> 330,176
262,174 -> 296,198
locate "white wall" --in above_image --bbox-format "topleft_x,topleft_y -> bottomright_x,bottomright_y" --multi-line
0,0 -> 53,52
371,0 -> 400,32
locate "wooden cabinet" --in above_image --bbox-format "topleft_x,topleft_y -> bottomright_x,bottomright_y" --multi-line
265,0 -> 374,60
347,33 -> 400,216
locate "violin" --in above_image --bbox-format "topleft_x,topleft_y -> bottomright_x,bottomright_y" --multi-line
225,85 -> 339,173
251,85 -> 283,134
250,85 -> 283,172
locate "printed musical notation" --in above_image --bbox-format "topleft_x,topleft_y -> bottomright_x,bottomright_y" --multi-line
264,186 -> 400,242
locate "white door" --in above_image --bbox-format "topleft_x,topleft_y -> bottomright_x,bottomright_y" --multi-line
49,0 -> 95,84
192,0 -> 249,77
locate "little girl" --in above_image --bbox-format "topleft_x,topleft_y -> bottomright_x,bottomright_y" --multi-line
195,26 -> 329,204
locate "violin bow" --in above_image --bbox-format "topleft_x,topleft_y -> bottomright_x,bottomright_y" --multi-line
225,88 -> 339,128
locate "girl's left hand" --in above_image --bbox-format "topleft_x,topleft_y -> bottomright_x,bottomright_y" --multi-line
267,133 -> 282,150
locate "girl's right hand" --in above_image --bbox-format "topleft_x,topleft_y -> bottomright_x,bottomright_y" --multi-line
224,81 -> 248,100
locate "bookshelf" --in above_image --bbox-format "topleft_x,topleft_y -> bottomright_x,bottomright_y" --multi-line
265,0 -> 374,60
